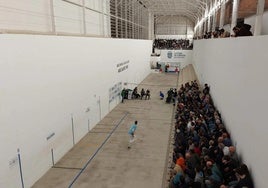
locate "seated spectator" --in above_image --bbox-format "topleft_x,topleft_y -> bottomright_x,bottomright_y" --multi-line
145,89 -> 150,100
169,81 -> 253,187
220,164 -> 254,188
205,160 -> 223,188
234,164 -> 254,188
169,172 -> 186,188
160,91 -> 164,100
132,87 -> 140,99
222,132 -> 232,147
176,153 -> 186,171
220,29 -> 230,38
221,155 -> 238,185
140,88 -> 145,99
194,165 -> 205,187
229,146 -> 240,167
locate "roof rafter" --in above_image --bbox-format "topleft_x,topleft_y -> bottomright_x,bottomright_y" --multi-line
139,0 -> 207,23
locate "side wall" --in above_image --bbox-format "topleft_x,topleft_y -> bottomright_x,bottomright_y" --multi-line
193,36 -> 268,188
0,34 -> 152,188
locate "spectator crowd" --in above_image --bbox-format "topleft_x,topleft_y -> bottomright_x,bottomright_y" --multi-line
153,39 -> 193,50
194,23 -> 253,40
166,81 -> 254,188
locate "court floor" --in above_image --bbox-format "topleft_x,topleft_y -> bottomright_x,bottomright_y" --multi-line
32,72 -> 180,188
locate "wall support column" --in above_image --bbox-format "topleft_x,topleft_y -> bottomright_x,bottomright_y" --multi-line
219,1 -> 226,28
82,0 -> 87,36
254,0 -> 265,36
148,12 -> 154,40
230,0 -> 240,35
212,9 -> 217,31
50,0 -> 56,34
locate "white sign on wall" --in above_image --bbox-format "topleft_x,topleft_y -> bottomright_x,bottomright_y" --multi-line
117,60 -> 130,73
160,50 -> 193,68
109,82 -> 122,103
174,51 -> 186,58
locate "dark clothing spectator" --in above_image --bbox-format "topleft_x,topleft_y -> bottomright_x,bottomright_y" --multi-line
121,88 -> 126,103
140,88 -> 145,99
233,24 -> 253,37
145,89 -> 150,100
153,38 -> 193,50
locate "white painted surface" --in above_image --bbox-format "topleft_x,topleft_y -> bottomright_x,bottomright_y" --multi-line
0,34 -> 152,188
245,10 -> 268,35
0,0 -> 110,36
150,56 -> 161,68
159,50 -> 193,69
193,35 -> 268,188
222,11 -> 268,35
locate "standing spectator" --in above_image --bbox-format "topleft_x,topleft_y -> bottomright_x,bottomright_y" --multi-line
160,91 -> 164,100
128,120 -> 138,149
145,89 -> 150,100
203,84 -> 210,95
140,88 -> 145,99
175,66 -> 179,74
121,88 -> 126,103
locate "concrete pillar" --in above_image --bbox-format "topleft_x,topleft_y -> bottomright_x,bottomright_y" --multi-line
101,0 -> 105,36
254,0 -> 265,36
199,23 -> 203,37
50,0 -> 56,34
115,0 -> 118,38
125,0 -> 128,38
219,1 -> 226,28
120,0 -> 123,37
132,1 -> 135,39
148,12 -> 154,40
82,0 -> 87,35
207,16 -> 211,32
204,19 -> 207,33
230,0 -> 240,35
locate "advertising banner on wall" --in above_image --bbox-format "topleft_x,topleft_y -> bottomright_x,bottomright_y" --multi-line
159,50 -> 193,68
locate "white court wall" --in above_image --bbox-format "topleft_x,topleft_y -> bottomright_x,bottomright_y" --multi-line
0,34 -> 152,188
193,36 -> 268,187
